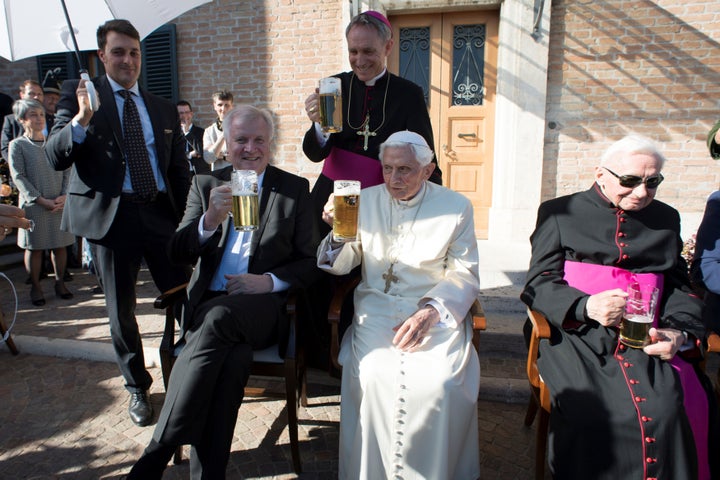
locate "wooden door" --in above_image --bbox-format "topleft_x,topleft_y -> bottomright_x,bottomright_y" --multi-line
389,11 -> 499,238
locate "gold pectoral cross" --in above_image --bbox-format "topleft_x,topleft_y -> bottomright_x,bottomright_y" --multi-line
356,114 -> 376,151
383,263 -> 399,294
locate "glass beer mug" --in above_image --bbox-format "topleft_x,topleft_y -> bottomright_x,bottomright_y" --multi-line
619,282 -> 658,348
319,77 -> 342,134
231,169 -> 259,231
332,180 -> 360,242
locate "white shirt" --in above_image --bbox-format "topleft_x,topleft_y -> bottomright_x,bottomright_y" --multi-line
197,170 -> 288,292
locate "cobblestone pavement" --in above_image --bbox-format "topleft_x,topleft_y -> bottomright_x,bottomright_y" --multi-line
0,263 -> 546,479
0,355 -> 545,479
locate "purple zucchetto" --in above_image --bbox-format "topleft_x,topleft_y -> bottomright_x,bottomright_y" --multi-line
363,10 -> 392,30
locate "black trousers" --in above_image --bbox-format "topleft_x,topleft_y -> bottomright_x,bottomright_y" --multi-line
91,195 -> 190,393
129,291 -> 282,478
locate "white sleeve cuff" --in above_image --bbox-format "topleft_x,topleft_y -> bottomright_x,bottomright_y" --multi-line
267,272 -> 289,293
197,213 -> 217,244
70,119 -> 88,143
313,122 -> 330,145
423,299 -> 453,328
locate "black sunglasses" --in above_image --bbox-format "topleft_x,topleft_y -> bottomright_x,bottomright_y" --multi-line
602,167 -> 664,189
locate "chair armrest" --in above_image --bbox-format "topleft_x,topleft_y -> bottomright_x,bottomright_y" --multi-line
471,299 -> 486,331
328,275 -> 361,324
328,275 -> 361,370
526,308 -> 552,390
708,331 -> 720,353
154,282 -> 189,310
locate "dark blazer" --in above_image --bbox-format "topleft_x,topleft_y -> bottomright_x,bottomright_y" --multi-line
45,75 -> 190,240
169,164 -> 320,345
184,124 -> 209,174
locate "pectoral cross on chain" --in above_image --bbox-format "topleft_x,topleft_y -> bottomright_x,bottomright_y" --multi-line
383,263 -> 399,293
356,114 -> 376,151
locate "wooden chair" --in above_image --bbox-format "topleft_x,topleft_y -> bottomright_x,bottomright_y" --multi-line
706,331 -> 720,401
154,284 -> 307,473
327,273 -> 487,370
0,301 -> 18,355
523,308 -> 552,480
524,309 -> 720,480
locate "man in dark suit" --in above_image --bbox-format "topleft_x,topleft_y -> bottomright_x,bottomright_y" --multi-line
45,19 -> 191,427
1,80 -> 47,163
127,104 -> 319,478
177,100 -> 208,175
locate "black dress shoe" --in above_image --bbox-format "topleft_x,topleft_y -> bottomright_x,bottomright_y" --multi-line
128,391 -> 153,427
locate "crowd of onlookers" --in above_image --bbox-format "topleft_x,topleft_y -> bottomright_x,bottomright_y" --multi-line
0,76 -> 235,307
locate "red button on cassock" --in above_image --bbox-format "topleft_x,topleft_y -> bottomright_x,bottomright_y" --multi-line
645,437 -> 655,443
646,457 -> 656,463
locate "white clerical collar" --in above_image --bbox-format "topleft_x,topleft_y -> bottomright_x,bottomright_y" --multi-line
364,69 -> 387,87
107,76 -> 140,96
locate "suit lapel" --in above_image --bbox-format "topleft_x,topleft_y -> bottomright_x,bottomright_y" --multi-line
250,166 -> 279,258
214,167 -> 233,249
96,76 -> 125,154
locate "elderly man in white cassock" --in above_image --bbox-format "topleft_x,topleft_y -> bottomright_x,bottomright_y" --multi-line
317,130 -> 481,480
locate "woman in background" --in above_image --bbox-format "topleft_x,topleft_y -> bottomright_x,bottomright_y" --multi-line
9,99 -> 74,306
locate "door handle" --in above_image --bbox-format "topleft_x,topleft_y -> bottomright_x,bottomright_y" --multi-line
457,133 -> 477,139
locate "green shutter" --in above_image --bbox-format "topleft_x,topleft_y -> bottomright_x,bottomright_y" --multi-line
36,24 -> 178,100
141,24 -> 178,102
36,52 -> 86,82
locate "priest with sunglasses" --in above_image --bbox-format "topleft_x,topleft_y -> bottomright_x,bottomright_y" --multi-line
521,135 -> 717,480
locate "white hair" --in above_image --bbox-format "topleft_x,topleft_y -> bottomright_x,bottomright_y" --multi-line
600,135 -> 666,169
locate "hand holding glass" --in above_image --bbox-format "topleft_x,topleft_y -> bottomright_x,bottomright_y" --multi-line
231,170 -> 259,231
319,77 -> 342,134
332,180 -> 360,242
619,283 -> 658,348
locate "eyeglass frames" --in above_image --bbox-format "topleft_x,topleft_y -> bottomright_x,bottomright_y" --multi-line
602,167 -> 664,189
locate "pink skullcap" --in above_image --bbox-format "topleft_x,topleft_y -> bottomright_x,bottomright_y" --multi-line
363,10 -> 392,30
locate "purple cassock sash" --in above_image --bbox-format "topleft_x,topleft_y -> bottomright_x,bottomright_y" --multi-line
563,260 -> 709,480
321,147 -> 384,188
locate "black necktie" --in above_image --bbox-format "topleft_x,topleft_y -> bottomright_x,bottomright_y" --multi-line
119,90 -> 157,199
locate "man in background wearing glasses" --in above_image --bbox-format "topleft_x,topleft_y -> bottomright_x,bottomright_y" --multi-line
521,135 -> 717,479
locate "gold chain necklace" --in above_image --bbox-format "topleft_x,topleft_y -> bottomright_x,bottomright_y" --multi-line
347,73 -> 391,151
383,184 -> 427,294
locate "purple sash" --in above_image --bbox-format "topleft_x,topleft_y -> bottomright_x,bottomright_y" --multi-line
321,147 -> 384,188
563,261 -> 709,479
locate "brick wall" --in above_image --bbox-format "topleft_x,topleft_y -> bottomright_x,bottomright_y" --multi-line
0,58 -> 38,99
0,0 -> 347,184
5,1 -> 717,220
173,0 -> 346,181
544,0 -> 720,215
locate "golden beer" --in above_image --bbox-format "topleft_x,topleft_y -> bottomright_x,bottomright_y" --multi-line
319,77 -> 342,133
232,193 -> 259,231
333,194 -> 359,242
319,93 -> 342,133
619,314 -> 652,348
